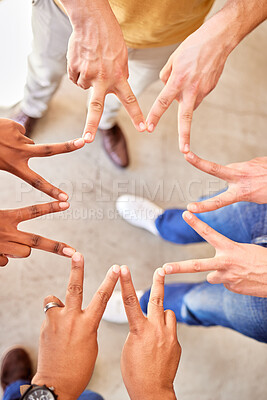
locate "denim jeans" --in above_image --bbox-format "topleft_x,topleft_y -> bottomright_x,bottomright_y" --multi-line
3,380 -> 104,400
140,198 -> 267,343
155,200 -> 267,246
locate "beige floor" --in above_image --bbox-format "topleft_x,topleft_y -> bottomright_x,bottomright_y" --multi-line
0,2 -> 267,399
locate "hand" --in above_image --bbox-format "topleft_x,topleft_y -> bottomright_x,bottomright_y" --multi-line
185,152 -> 267,212
164,211 -> 267,297
146,15 -> 233,152
64,0 -> 146,142
0,201 -> 75,266
32,253 -> 121,400
0,119 -> 85,200
120,266 -> 180,400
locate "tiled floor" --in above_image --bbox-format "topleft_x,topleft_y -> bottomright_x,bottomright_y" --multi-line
0,1 -> 267,399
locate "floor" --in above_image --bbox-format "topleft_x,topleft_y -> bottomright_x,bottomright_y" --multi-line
0,1 -> 267,399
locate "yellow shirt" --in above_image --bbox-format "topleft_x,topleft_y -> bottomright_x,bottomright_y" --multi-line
54,0 -> 215,48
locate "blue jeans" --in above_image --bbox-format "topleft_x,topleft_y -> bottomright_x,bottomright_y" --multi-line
155,200 -> 267,246
140,198 -> 267,343
3,380 -> 104,400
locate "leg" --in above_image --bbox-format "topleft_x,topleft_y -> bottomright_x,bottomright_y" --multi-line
98,43 -> 179,130
77,390 -> 104,400
21,0 -> 72,118
156,199 -> 267,245
140,282 -> 267,343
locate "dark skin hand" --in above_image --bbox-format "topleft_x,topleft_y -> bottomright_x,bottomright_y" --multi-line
0,118 -> 85,200
0,201 -> 75,266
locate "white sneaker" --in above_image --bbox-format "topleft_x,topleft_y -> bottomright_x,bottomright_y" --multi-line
103,289 -> 144,324
116,195 -> 163,236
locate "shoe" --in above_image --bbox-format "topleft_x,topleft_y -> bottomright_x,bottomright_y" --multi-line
11,110 -> 38,138
103,289 -> 145,323
116,195 -> 163,235
99,125 -> 129,168
1,348 -> 33,391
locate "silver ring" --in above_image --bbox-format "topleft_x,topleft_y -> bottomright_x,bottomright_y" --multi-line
44,302 -> 62,314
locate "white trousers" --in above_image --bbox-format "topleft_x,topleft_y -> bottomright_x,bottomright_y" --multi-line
22,0 -> 179,129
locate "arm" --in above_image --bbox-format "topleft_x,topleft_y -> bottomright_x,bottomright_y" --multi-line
146,0 -> 267,152
32,253 -> 120,400
185,152 -> 267,212
58,0 -> 146,141
164,212 -> 267,298
120,266 -> 180,400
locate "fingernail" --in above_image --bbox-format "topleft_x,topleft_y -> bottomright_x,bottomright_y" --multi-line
112,265 -> 120,274
58,193 -> 68,201
188,203 -> 197,212
157,267 -> 165,277
139,122 -> 146,131
74,138 -> 84,147
59,202 -> 69,210
184,144 -> 190,153
186,151 -> 194,159
121,265 -> 128,275
84,133 -> 94,142
72,252 -> 81,262
148,123 -> 154,132
62,248 -> 75,257
164,264 -> 173,274
183,211 -> 192,220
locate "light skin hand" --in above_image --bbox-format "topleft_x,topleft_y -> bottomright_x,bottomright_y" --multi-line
0,119 -> 85,200
185,152 -> 267,212
32,253 -> 121,400
120,266 -> 180,400
164,211 -> 267,298
0,201 -> 75,266
146,0 -> 267,153
60,0 -> 146,142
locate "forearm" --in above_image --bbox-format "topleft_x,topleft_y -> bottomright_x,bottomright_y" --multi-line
209,0 -> 267,53
58,0 -> 116,28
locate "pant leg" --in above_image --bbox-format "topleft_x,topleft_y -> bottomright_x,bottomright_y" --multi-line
77,390 -> 104,400
155,199 -> 267,246
140,282 -> 267,343
98,43 -> 179,129
21,0 -> 72,118
3,379 -> 30,400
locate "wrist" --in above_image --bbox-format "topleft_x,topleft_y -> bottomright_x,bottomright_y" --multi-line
32,374 -> 74,400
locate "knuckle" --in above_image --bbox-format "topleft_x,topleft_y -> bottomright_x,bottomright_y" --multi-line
65,141 -> 72,152
30,205 -> 41,218
123,294 -> 138,307
124,94 -> 137,105
150,296 -> 164,307
158,96 -> 170,109
53,242 -> 63,254
96,290 -> 110,306
181,111 -> 193,122
210,162 -> 221,175
67,284 -> 83,296
31,235 -> 41,247
202,225 -> 212,237
32,179 -> 43,190
90,100 -> 104,113
42,145 -> 53,156
192,260 -> 201,272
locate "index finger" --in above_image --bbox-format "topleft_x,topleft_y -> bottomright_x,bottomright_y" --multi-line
28,138 -> 85,157
163,257 -> 221,275
119,265 -> 145,334
182,211 -> 234,249
178,94 -> 196,153
184,152 -> 238,182
85,265 -> 121,329
115,80 -> 146,132
83,85 -> 106,143
65,253 -> 84,311
147,268 -> 165,322
15,201 -> 69,223
146,78 -> 178,132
